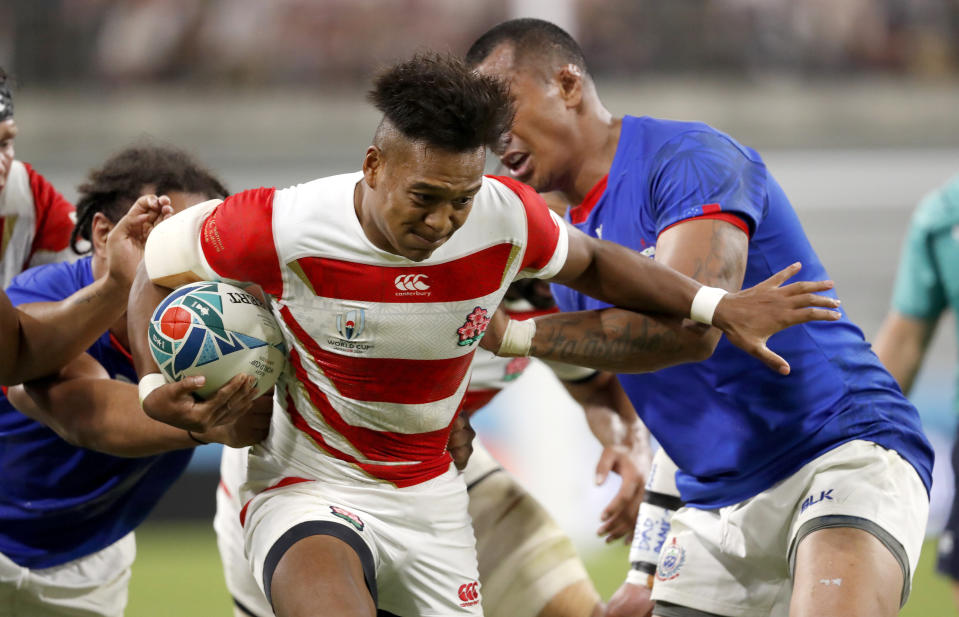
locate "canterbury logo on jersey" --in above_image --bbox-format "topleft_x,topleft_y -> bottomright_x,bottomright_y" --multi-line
394,273 -> 430,293
458,581 -> 480,607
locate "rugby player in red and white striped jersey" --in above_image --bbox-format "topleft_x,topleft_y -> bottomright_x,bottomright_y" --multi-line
128,53 -> 840,617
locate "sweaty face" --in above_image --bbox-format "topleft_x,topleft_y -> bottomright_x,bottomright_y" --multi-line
362,140 -> 484,262
0,119 -> 17,193
475,46 -> 575,193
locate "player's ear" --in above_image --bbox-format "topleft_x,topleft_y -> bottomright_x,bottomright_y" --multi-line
91,212 -> 114,256
557,64 -> 584,109
363,145 -> 382,189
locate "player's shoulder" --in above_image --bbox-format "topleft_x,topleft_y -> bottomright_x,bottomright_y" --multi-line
633,115 -> 763,167
6,257 -> 91,304
277,171 -> 363,201
910,174 -> 959,233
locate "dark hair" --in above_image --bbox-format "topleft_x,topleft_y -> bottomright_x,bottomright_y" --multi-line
368,52 -> 513,152
0,67 -> 13,122
465,18 -> 587,74
71,142 -> 228,253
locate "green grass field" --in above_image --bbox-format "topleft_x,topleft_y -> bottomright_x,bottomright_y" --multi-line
127,523 -> 955,616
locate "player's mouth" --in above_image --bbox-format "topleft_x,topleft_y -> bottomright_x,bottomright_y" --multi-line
408,230 -> 447,249
501,151 -> 533,181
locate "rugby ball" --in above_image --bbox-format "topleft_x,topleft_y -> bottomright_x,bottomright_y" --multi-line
148,281 -> 287,399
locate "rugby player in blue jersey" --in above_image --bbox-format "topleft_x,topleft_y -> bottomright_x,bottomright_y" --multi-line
469,19 -> 934,617
0,144 -> 266,617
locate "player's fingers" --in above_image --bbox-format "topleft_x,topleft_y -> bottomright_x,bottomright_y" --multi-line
753,343 -> 790,375
760,262 -> 801,288
788,293 -> 840,310
788,307 -> 843,326
595,448 -> 615,486
216,376 -> 259,424
204,375 -> 256,425
781,279 -> 834,295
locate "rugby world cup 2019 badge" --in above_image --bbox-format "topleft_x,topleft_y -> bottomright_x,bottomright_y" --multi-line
330,506 -> 365,532
457,307 -> 490,346
655,538 -> 686,582
336,309 -> 365,341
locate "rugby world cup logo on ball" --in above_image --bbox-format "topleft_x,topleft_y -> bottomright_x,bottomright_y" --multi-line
148,281 -> 287,399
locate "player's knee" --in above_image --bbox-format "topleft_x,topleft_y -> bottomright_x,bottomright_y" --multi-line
536,579 -> 602,617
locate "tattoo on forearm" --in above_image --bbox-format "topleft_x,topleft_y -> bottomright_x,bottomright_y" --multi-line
537,314 -> 689,366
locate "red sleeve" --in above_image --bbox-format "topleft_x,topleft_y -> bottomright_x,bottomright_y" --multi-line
200,187 -> 284,296
24,163 -> 75,254
489,176 -> 560,272
658,211 -> 751,239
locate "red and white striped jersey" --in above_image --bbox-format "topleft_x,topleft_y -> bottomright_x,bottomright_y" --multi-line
198,172 -> 568,487
0,161 -> 76,287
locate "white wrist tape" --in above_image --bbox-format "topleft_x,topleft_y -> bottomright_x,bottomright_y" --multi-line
498,319 -> 536,357
689,285 -> 728,325
626,567 -> 654,588
138,373 -> 168,406
629,502 -> 674,566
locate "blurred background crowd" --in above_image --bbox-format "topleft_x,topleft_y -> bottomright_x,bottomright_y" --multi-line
3,0 -> 959,84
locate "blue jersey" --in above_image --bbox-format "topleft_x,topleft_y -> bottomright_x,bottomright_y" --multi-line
552,116 -> 933,508
0,257 -> 192,568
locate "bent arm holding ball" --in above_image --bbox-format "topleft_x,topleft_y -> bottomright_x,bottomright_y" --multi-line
7,352 -> 269,455
129,197 -> 268,432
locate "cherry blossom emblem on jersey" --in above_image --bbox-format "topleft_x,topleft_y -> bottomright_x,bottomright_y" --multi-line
457,307 -> 490,346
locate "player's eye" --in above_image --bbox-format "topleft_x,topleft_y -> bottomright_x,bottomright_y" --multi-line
452,196 -> 473,208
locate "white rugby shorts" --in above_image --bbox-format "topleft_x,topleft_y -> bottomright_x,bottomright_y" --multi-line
0,532 -> 135,617
240,448 -> 482,617
650,440 -> 928,617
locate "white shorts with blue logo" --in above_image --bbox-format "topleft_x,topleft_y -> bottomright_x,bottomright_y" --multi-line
649,440 -> 928,617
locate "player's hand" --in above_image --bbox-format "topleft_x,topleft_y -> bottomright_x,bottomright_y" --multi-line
478,307 -> 510,354
605,582 -> 654,617
197,392 -> 273,447
447,411 -> 476,471
142,374 -> 258,433
595,443 -> 651,543
712,262 -> 841,375
106,194 -> 175,289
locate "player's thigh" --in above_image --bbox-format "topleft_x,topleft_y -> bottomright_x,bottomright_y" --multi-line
271,534 -> 375,617
242,481 -> 381,617
790,526 -> 901,617
786,440 -> 928,612
467,447 -> 599,617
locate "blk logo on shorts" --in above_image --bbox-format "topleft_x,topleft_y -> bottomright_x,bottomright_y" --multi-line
800,489 -> 834,513
457,581 -> 480,607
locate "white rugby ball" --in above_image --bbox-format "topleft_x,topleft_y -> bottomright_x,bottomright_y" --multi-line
148,281 -> 287,399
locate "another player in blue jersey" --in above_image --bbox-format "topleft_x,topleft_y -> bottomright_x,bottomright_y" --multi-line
468,19 -> 934,617
0,144 -> 265,617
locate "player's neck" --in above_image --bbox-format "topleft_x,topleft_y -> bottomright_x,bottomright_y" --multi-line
566,114 -> 621,206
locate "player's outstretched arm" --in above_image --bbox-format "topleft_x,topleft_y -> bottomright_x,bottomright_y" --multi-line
874,311 -> 936,395
0,196 -> 172,385
486,219 -> 841,374
8,352 -> 270,456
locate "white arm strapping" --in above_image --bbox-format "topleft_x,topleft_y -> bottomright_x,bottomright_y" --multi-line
144,199 -> 222,283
